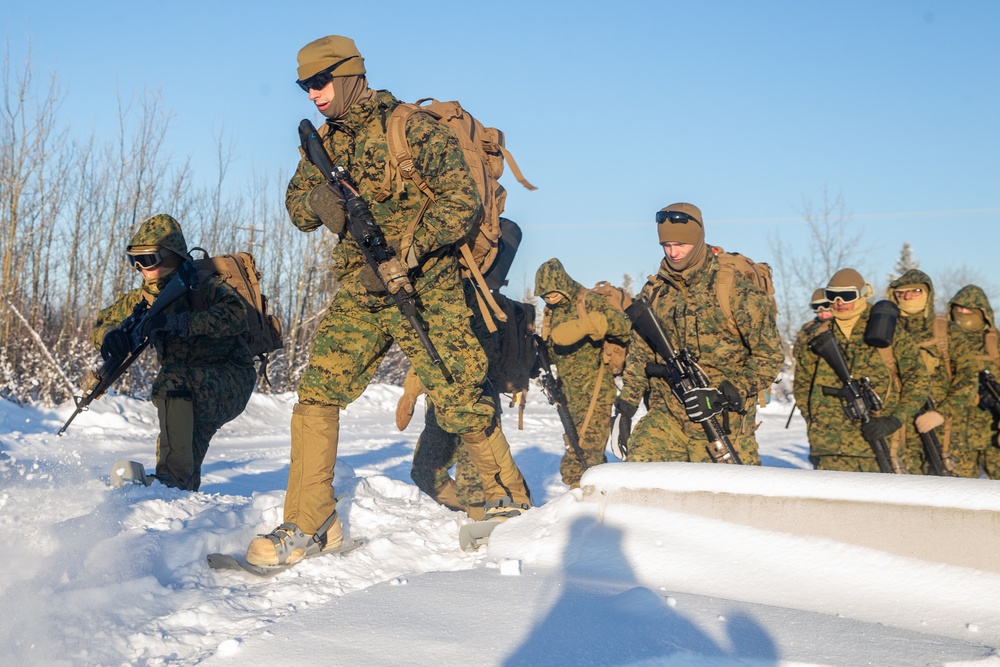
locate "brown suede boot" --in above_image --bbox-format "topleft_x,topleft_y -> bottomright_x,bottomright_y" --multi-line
461,424 -> 531,509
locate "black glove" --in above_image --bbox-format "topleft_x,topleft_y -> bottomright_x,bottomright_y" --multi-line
308,184 -> 347,237
100,328 -> 130,361
682,381 -> 742,423
861,415 -> 902,443
613,398 -> 638,421
141,312 -> 189,340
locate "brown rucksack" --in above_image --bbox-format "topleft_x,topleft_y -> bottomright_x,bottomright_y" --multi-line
711,246 -> 778,334
575,281 -> 632,376
191,249 -> 283,375
379,99 -> 536,332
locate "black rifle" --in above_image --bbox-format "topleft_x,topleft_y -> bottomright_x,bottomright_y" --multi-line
917,397 -> 955,476
298,119 -> 447,377
624,294 -> 743,464
532,334 -> 588,469
808,329 -> 900,473
59,261 -> 199,435
979,370 -> 1000,420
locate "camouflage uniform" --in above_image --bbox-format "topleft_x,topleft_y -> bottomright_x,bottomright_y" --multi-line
941,286 -> 1000,478
886,270 -> 951,474
534,259 -> 631,486
92,214 -> 256,490
792,307 -> 929,473
278,84 -> 529,537
618,253 -> 784,464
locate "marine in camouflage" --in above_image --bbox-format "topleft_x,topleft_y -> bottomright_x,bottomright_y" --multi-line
534,258 -> 631,485
93,214 -> 255,489
939,285 -> 1000,478
280,73 -> 529,536
886,269 -> 951,473
792,298 -> 930,473
619,252 -> 783,464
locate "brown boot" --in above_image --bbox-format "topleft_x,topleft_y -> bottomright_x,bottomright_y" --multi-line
283,403 -> 340,535
246,512 -> 343,566
461,424 -> 531,508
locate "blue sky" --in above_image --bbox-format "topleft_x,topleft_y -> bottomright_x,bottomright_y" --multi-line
4,0 -> 998,310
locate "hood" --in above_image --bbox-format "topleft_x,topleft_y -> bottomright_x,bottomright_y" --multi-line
949,284 -> 995,329
887,268 -> 935,318
127,213 -> 193,262
534,258 -> 584,304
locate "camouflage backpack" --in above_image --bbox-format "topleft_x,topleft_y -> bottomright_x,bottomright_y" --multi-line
378,99 -> 536,332
191,248 -> 284,376
575,281 -> 633,376
711,246 -> 778,333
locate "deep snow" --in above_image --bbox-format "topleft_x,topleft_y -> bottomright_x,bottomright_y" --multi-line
0,385 -> 998,666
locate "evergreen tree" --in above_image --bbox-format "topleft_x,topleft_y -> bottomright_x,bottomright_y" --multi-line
887,242 -> 920,284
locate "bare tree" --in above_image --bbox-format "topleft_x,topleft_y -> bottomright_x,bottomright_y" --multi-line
768,188 -> 868,344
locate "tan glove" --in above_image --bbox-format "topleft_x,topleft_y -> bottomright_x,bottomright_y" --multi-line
550,312 -> 609,346
915,410 -> 945,434
395,367 -> 427,431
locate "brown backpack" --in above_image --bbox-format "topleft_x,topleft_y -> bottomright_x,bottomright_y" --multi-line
379,99 -> 536,332
711,246 -> 778,334
576,281 -> 632,376
191,249 -> 283,373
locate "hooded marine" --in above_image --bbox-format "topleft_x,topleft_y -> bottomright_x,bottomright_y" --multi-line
91,213 -> 255,490
534,258 -> 631,486
941,285 -> 1000,478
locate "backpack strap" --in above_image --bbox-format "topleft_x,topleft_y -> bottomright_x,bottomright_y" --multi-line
575,288 -> 591,320
985,329 -> 1000,366
714,258 -> 739,336
932,316 -> 952,383
876,344 -> 902,395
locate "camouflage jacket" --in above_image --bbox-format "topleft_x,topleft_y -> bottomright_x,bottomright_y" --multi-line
887,269 -> 951,410
619,250 -> 784,418
792,308 -> 929,457
286,90 -> 482,310
943,285 -> 999,449
92,274 -> 252,368
534,258 -> 630,407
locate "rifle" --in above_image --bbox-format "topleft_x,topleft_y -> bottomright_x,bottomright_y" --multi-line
532,334 -> 589,469
979,370 -> 1000,420
298,119 -> 448,377
624,294 -> 742,464
917,397 -> 955,476
59,261 -> 199,435
808,329 -> 901,473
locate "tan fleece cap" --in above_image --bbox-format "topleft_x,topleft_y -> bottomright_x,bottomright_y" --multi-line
297,35 -> 366,80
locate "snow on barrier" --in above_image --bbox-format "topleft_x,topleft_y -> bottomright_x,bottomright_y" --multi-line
579,462 -> 1000,574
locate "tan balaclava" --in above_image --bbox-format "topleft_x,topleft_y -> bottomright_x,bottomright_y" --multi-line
827,268 -> 871,338
893,283 -> 930,317
296,35 -> 374,120
657,202 -> 708,274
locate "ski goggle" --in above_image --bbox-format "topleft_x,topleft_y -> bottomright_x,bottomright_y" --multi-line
810,298 -> 832,312
295,56 -> 359,92
824,287 -> 864,303
655,210 -> 701,225
126,248 -> 165,270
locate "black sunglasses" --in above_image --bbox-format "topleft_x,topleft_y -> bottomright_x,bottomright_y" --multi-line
295,56 -> 359,92
655,210 -> 700,225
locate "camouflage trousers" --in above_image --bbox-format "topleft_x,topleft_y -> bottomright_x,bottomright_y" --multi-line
559,387 -> 612,487
810,455 -> 882,473
626,404 -> 761,465
410,402 -> 484,512
151,363 -> 256,486
950,446 -> 1000,479
298,277 -> 494,434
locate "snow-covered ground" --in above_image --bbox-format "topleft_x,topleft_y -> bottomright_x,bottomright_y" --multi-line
0,385 -> 998,666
